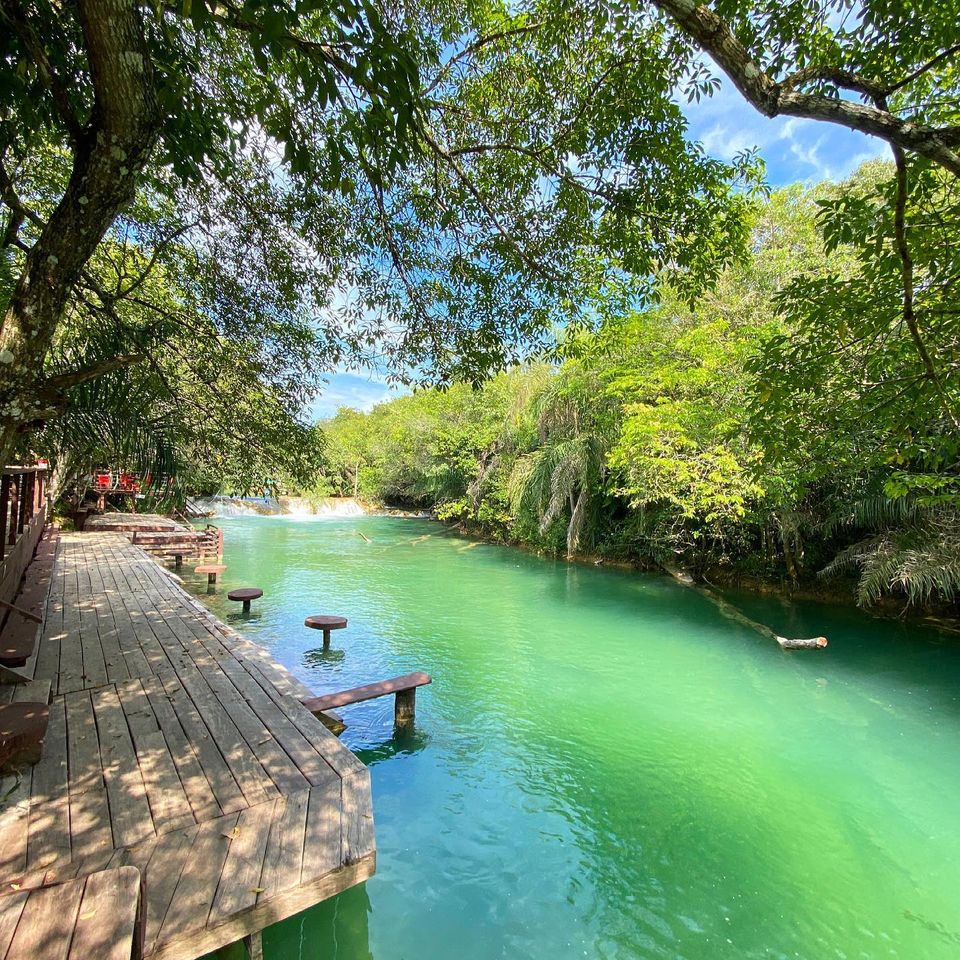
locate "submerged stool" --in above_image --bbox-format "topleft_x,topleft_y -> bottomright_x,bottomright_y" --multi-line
305,614 -> 347,650
228,587 -> 262,614
195,563 -> 227,585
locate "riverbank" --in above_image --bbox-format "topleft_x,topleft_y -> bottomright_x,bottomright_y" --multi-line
433,514 -> 960,632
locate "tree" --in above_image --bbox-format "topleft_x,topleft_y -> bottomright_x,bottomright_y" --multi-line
0,0 -> 760,466
651,0 -> 960,176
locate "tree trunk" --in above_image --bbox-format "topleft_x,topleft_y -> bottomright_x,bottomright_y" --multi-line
0,0 -> 159,462
660,561 -> 828,651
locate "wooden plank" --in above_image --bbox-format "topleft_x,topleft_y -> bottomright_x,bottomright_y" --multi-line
153,672 -> 245,816
5,873 -> 84,960
168,662 -> 278,807
300,781 -> 342,883
68,786 -> 112,862
185,648 -> 313,794
341,770 -> 375,867
0,770 -> 31,881
64,691 -> 102,796
92,582 -> 131,685
256,789 -> 309,903
302,671 -> 432,714
208,799 -> 277,925
149,857 -> 375,960
115,680 -> 194,832
56,565 -> 85,697
217,657 -> 337,788
26,696 -> 70,873
155,812 -> 239,947
0,891 -> 28,957
127,826 -> 197,957
75,591 -> 109,691
140,675 -> 224,821
92,685 -> 155,847
67,866 -> 143,960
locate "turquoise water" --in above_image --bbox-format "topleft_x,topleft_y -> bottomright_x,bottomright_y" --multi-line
197,516 -> 960,960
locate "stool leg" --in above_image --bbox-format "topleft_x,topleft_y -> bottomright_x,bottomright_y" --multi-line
395,688 -> 416,725
242,599 -> 251,614
323,629 -> 331,650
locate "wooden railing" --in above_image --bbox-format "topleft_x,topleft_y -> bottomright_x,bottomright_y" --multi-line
0,466 -> 48,608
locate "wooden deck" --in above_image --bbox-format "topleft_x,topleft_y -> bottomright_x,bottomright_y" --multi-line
0,533 -> 375,960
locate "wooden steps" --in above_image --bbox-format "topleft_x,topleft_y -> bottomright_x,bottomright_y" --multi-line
84,516 -> 221,564
0,865 -> 143,960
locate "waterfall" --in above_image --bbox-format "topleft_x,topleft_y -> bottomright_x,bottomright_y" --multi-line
187,496 -> 367,518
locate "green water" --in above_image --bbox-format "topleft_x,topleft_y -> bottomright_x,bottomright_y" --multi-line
197,516 -> 960,960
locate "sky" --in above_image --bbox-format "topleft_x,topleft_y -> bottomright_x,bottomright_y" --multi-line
308,79 -> 887,422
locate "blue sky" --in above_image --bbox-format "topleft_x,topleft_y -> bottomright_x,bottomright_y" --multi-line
309,81 -> 887,422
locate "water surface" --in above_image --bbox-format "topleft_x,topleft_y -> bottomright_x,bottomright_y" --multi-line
197,516 -> 960,960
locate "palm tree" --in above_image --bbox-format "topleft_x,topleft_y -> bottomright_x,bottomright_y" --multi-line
507,366 -> 614,557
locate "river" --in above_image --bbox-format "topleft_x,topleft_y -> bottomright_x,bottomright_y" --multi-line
195,515 -> 960,960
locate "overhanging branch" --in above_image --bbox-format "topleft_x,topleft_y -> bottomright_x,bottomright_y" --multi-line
652,0 -> 960,177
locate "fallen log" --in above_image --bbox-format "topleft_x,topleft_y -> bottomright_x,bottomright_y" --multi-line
660,562 -> 828,652
777,635 -> 829,650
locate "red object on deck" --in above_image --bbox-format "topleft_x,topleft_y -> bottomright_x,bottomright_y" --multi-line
94,472 -> 111,490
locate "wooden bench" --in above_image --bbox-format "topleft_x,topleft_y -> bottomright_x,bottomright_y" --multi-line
0,528 -> 58,670
0,702 -> 50,773
302,671 -> 432,725
0,865 -> 142,959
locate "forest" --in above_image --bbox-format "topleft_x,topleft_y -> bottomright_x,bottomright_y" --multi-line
314,168 -> 960,610
2,1 -> 959,611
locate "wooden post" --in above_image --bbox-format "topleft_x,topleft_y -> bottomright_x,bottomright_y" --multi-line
207,571 -> 217,585
0,474 -> 9,560
17,473 -> 30,534
7,476 -> 19,545
174,554 -> 183,569
242,931 -> 264,960
395,688 -> 416,725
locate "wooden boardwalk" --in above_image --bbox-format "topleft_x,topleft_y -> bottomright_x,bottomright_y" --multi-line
0,533 -> 375,960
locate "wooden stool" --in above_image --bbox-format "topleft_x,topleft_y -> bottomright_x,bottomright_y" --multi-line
195,563 -> 227,585
228,587 -> 262,613
305,614 -> 347,650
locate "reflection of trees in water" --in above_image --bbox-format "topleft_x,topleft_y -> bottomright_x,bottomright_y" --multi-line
353,725 -> 430,767
263,883 -> 374,960
303,647 -> 347,666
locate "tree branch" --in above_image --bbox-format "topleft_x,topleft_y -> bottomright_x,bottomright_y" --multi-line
0,0 -> 84,141
418,125 -> 565,283
425,22 -> 542,95
652,0 -> 960,177
44,354 -> 146,392
887,41 -> 960,95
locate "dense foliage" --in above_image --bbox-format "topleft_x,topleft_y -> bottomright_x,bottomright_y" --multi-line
315,172 -> 960,609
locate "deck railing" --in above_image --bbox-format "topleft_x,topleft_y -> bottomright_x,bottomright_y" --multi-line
0,465 -> 48,606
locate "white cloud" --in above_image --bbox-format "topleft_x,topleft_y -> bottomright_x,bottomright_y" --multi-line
685,77 -> 886,184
